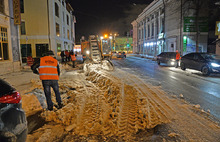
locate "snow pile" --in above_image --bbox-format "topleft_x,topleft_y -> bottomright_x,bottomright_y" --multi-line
24,66 -> 175,141
83,60 -> 114,74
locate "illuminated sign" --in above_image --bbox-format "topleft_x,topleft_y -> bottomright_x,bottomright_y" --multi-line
13,0 -> 21,25
158,33 -> 164,39
184,17 -> 208,32
215,21 -> 220,35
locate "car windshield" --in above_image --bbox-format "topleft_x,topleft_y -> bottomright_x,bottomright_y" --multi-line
200,54 -> 220,60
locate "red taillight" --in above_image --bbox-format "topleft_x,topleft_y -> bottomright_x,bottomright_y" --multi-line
0,92 -> 21,104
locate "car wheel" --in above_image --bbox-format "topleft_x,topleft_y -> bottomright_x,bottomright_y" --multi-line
201,66 -> 210,76
157,60 -> 160,65
180,62 -> 186,70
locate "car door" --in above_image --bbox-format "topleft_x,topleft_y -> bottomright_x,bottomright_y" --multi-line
183,53 -> 195,69
193,54 -> 205,70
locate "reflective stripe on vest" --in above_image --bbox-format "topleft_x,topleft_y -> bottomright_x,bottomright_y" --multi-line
39,56 -> 59,80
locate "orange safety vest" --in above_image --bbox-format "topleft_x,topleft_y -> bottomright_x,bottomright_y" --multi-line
71,54 -> 76,61
38,56 -> 59,80
176,52 -> 180,60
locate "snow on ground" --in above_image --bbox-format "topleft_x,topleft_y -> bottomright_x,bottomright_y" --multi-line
9,62 -> 220,141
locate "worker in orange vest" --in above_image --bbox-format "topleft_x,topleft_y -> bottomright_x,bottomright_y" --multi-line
70,53 -> 77,68
31,50 -> 63,111
176,50 -> 181,68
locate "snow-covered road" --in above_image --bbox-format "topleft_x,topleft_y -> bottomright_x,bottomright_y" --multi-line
112,56 -> 220,121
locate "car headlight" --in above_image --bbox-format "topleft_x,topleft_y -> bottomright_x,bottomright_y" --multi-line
170,61 -> 175,65
211,63 -> 220,67
170,59 -> 175,61
86,51 -> 90,55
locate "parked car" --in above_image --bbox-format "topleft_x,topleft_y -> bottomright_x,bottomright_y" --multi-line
0,79 -> 27,142
117,52 -> 126,58
180,52 -> 220,76
156,52 -> 179,67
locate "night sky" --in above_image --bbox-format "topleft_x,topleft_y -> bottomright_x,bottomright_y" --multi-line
69,0 -> 153,43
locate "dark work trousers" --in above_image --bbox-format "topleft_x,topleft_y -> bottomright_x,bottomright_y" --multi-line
42,80 -> 62,109
72,61 -> 76,68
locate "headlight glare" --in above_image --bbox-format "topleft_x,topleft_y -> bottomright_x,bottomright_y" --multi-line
211,63 -> 220,67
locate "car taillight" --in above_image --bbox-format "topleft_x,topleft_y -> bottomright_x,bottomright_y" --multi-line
0,91 -> 21,104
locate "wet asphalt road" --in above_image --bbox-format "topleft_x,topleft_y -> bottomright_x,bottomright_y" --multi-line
112,56 -> 220,121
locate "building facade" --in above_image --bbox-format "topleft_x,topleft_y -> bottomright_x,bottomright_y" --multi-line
0,0 -> 22,75
19,0 -> 76,62
132,0 -> 209,56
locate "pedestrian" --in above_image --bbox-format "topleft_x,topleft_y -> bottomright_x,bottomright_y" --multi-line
60,51 -> 65,63
31,50 -> 63,111
70,53 -> 77,68
69,50 -> 73,61
65,50 -> 70,62
176,50 -> 180,68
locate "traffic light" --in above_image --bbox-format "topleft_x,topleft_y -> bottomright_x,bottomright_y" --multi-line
127,43 -> 130,47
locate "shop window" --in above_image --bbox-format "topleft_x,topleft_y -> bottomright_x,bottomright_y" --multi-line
20,21 -> 26,35
21,44 -> 32,63
36,44 -> 48,57
56,23 -> 60,36
0,0 -> 4,14
20,0 -> 24,13
55,2 -> 59,17
0,27 -> 9,61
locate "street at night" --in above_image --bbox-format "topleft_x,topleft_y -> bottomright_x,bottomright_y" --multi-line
1,0 -> 220,141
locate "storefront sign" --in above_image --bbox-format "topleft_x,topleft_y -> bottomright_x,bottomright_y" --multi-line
215,21 -> 220,35
13,0 -> 21,25
184,17 -> 208,32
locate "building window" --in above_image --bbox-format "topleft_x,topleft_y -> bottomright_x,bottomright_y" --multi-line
21,44 -> 31,63
63,27 -> 65,37
20,21 -> 26,35
62,1 -> 64,6
148,25 -> 150,37
0,27 -> 9,61
56,23 -> 60,36
151,23 -> 154,37
55,2 -> 59,17
0,0 -> 4,14
67,15 -> 69,25
67,30 -> 70,39
36,44 -> 49,57
63,12 -> 64,22
20,0 -> 24,13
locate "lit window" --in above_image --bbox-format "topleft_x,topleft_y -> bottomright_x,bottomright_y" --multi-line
55,3 -> 59,17
0,27 -> 9,61
20,22 -> 26,35
67,30 -> 70,39
56,23 -> 60,36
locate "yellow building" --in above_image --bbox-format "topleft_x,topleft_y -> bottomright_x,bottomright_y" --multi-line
0,0 -> 21,74
20,0 -> 76,62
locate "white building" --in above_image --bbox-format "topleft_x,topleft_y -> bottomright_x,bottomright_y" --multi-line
132,0 -> 209,56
